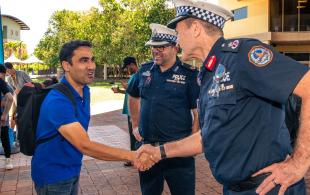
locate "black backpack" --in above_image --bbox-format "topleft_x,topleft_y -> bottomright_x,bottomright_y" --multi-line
16,82 -> 76,156
285,94 -> 302,148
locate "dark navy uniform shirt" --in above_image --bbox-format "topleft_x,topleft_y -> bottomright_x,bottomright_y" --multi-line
198,37 -> 309,185
127,58 -> 200,143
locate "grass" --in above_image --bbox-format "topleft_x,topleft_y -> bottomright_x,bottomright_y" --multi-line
90,86 -> 124,105
30,79 -> 125,104
89,80 -> 126,104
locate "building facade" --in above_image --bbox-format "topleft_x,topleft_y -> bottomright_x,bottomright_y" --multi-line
219,0 -> 310,67
1,15 -> 30,42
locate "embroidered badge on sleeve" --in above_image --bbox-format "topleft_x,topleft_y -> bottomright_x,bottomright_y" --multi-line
248,46 -> 273,67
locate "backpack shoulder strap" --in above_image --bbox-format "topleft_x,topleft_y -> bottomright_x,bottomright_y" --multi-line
52,83 -> 77,113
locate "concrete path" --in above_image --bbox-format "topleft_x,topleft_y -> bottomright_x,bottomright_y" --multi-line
0,105 -> 309,194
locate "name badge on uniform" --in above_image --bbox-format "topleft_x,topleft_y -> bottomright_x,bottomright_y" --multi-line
166,74 -> 186,84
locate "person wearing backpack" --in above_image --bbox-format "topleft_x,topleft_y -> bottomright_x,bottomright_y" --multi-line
4,62 -> 31,131
31,40 -> 154,195
0,65 -> 14,170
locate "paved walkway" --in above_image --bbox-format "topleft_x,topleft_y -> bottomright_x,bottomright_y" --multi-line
0,109 -> 310,194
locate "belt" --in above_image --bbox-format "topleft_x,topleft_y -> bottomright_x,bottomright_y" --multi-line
228,172 -> 271,192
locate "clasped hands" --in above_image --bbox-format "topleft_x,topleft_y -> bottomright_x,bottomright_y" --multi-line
130,144 -> 162,171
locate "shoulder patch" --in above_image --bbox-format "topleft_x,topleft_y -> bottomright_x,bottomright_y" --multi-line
248,45 -> 273,67
221,39 -> 242,52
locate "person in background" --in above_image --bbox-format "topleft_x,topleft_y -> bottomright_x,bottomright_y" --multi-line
112,56 -> 139,167
0,65 -> 14,170
42,76 -> 59,88
4,62 -> 31,130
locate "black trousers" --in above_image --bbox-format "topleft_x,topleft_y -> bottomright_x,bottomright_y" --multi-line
139,156 -> 195,195
1,126 -> 11,158
127,116 -> 137,151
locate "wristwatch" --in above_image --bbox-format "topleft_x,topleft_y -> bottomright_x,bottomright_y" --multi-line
159,144 -> 167,159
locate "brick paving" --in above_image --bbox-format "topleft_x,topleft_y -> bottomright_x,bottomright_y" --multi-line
0,109 -> 309,194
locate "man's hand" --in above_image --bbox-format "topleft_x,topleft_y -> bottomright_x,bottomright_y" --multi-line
120,80 -> 128,89
111,86 -> 119,93
133,127 -> 143,141
0,113 -> 7,126
137,144 -> 161,163
254,157 -> 307,195
131,151 -> 155,171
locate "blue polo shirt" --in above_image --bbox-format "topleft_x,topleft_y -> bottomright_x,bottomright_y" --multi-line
198,37 -> 309,186
31,77 -> 90,187
127,59 -> 199,143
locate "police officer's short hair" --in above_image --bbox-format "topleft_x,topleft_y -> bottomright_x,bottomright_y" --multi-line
0,65 -> 7,74
4,62 -> 13,70
183,18 -> 223,37
59,40 -> 92,64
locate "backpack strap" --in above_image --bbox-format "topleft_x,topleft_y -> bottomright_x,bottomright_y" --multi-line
36,83 -> 77,145
52,83 -> 77,113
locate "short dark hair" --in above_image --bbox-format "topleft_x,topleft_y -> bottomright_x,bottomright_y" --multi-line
184,18 -> 223,37
59,40 -> 92,64
4,62 -> 13,70
0,65 -> 7,74
122,56 -> 137,69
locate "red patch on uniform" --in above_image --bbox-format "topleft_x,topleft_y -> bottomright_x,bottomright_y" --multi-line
205,55 -> 216,71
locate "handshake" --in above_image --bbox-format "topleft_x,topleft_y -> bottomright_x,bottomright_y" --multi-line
129,144 -> 163,171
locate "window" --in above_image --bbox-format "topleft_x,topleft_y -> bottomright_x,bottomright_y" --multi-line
232,7 -> 248,21
3,26 -> 7,39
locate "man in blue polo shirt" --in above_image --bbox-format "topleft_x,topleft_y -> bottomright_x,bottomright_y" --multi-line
127,23 -> 200,195
32,40 -> 153,195
137,0 -> 310,195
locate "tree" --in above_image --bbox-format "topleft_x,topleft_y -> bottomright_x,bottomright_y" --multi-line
4,41 -> 28,60
35,0 -> 175,77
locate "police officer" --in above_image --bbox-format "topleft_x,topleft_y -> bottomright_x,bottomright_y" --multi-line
127,23 -> 200,195
137,0 -> 310,195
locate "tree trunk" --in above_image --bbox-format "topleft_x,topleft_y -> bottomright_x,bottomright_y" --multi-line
104,64 -> 107,80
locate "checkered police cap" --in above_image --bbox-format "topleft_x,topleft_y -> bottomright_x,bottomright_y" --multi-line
145,23 -> 178,46
152,33 -> 177,43
167,0 -> 233,29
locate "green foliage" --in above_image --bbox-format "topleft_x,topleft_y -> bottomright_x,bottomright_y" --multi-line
35,0 -> 175,73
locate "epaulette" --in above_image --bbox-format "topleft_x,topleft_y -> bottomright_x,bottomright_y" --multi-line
221,39 -> 243,52
180,63 -> 197,71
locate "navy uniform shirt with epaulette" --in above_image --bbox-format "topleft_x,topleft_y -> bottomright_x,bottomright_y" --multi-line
127,58 -> 199,143
198,37 -> 309,186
